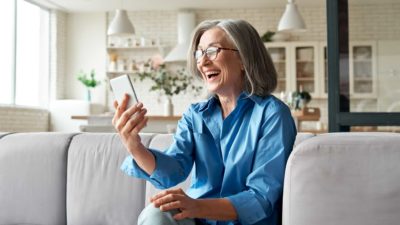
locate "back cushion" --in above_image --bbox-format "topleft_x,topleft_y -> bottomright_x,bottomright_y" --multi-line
0,132 -> 75,225
67,133 -> 152,225
145,134 -> 192,205
283,132 -> 400,225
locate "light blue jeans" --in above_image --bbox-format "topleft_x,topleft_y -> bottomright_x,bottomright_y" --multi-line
138,204 -> 196,225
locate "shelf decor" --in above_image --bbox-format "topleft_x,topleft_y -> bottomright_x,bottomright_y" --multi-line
136,63 -> 203,116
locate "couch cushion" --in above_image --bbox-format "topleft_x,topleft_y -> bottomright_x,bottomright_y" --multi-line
144,134 -> 192,205
283,132 -> 400,225
67,133 -> 152,225
294,132 -> 315,147
0,132 -> 11,138
0,132 -> 76,225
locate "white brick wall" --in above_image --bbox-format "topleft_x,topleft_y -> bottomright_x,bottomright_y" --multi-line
0,106 -> 49,132
50,3 -> 400,120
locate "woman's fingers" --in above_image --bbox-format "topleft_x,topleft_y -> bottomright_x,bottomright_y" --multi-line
150,188 -> 184,203
115,102 -> 143,132
153,193 -> 183,208
131,116 -> 148,134
120,108 -> 147,135
112,94 -> 129,127
159,199 -> 182,211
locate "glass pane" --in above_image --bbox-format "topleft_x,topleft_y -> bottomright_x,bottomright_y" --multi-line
352,45 -> 372,93
268,47 -> 287,93
295,47 -> 315,93
348,1 -> 400,114
0,0 -> 14,104
15,0 -> 49,107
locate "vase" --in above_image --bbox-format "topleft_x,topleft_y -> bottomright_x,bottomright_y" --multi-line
86,89 -> 91,102
164,97 -> 173,116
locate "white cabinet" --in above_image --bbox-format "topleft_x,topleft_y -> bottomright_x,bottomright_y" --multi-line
319,41 -> 377,99
350,41 -> 377,98
266,41 -> 377,99
265,42 -> 320,97
265,43 -> 291,93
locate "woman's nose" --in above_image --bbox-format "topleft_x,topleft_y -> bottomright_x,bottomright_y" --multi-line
197,54 -> 211,66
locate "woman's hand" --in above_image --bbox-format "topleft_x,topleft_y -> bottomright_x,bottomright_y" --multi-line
151,188 -> 201,220
112,94 -> 148,156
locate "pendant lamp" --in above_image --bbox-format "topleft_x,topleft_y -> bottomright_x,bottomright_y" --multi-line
277,0 -> 306,32
107,9 -> 135,36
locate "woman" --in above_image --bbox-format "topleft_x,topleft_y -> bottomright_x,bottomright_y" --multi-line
112,19 -> 297,225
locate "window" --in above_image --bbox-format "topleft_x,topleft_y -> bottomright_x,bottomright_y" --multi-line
326,0 -> 400,132
0,0 -> 50,107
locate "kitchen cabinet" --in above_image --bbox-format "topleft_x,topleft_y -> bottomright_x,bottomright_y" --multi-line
350,41 -> 377,98
319,41 -> 377,98
266,41 -> 377,99
265,42 -> 320,97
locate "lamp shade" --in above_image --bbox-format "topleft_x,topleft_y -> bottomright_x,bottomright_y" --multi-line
278,0 -> 306,32
107,9 -> 135,36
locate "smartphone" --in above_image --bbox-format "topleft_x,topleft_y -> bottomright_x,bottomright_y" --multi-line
109,74 -> 139,109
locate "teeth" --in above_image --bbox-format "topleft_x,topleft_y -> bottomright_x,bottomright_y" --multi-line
205,71 -> 219,76
205,71 -> 219,79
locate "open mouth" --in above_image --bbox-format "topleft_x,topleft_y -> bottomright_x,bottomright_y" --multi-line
205,71 -> 220,79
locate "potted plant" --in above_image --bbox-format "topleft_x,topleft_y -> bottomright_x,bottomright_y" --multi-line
77,69 -> 101,102
292,90 -> 312,110
137,63 -> 203,116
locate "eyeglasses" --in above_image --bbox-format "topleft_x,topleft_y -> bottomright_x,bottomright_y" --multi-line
194,46 -> 238,63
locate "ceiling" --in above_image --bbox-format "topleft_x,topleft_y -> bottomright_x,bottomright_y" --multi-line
34,0 -> 392,12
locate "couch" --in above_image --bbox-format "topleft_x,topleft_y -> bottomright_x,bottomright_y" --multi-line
0,132 -> 399,225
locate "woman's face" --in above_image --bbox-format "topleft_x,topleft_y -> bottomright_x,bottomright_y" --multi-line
196,27 -> 244,97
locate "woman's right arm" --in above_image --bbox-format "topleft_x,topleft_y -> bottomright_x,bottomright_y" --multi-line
112,94 -> 155,175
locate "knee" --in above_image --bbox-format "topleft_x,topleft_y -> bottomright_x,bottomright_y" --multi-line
138,204 -> 174,225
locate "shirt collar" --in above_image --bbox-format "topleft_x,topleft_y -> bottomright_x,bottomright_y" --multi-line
197,91 -> 264,113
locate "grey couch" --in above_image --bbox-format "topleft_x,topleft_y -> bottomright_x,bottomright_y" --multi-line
0,132 -> 399,225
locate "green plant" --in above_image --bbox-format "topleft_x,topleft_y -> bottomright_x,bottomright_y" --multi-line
137,64 -> 203,97
292,90 -> 312,110
261,30 -> 275,42
77,69 -> 101,88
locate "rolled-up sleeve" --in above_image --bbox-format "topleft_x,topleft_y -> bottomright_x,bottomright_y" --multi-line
227,104 -> 296,225
120,106 -> 196,189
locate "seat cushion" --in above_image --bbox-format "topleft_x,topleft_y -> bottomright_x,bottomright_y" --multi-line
283,132 -> 400,225
0,132 -> 76,225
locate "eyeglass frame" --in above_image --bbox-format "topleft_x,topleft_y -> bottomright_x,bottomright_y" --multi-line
194,46 -> 239,63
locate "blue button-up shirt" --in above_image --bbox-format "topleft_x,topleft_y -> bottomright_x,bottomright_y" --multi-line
121,93 -> 297,225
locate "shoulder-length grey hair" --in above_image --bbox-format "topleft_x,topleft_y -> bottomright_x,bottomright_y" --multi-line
187,19 -> 277,97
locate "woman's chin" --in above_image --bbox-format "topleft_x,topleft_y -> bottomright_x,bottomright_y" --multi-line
206,84 -> 219,93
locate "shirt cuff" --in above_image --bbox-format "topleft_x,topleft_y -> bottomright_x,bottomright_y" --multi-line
120,155 -> 151,179
120,149 -> 186,189
149,150 -> 186,189
227,191 -> 269,225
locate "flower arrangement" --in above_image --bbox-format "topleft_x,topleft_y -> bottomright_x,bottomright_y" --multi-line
76,69 -> 101,101
137,63 -> 203,97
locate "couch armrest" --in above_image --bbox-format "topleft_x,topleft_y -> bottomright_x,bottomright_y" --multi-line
283,132 -> 400,225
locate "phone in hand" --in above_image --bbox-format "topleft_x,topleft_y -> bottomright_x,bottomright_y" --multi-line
109,74 -> 139,109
